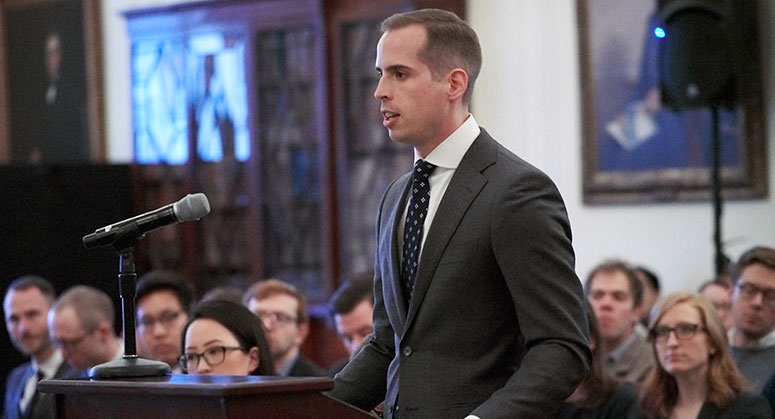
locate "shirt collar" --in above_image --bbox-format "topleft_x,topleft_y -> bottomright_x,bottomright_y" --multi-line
35,349 -> 64,380
729,327 -> 775,349
606,331 -> 639,364
415,114 -> 480,170
277,353 -> 300,377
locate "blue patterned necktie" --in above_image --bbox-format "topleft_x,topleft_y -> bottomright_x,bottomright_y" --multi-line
401,159 -> 437,304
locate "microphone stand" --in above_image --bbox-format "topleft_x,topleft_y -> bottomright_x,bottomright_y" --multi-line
89,234 -> 171,378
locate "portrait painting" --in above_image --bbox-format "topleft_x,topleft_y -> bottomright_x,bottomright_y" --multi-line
577,0 -> 766,204
0,0 -> 103,164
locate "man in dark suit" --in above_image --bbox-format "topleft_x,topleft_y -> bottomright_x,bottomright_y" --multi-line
3,276 -> 76,419
329,9 -> 591,419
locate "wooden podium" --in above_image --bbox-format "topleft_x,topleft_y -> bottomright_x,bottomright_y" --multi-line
38,374 -> 374,419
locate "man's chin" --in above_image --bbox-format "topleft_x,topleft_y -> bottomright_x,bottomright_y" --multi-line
17,341 -> 42,356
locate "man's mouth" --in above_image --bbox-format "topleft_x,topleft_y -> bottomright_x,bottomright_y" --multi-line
382,111 -> 399,124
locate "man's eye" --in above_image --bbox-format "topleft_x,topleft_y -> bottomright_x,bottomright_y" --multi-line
612,292 -> 629,301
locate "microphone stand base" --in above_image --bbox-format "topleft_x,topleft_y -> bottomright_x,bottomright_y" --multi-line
89,357 -> 172,379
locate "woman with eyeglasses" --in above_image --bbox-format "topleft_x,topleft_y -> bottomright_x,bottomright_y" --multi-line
640,292 -> 771,419
179,300 -> 275,375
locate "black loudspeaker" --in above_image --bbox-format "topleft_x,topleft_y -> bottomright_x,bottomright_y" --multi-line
657,0 -> 760,109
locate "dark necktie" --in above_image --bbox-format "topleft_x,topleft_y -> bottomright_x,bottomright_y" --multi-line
21,370 -> 43,418
401,159 -> 436,303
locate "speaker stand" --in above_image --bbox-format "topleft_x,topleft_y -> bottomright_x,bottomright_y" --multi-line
710,106 -> 728,275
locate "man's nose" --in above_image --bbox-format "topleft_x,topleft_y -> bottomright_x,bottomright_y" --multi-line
749,291 -> 765,307
374,77 -> 389,100
150,322 -> 168,336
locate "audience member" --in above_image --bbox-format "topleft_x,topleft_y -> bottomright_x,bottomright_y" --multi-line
180,300 -> 274,375
48,286 -> 122,371
728,246 -> 775,392
327,273 -> 375,376
244,279 -> 326,377
551,301 -> 645,419
586,260 -> 654,384
200,286 -> 245,305
698,277 -> 733,331
641,292 -> 771,418
135,270 -> 193,373
634,265 -> 661,326
3,275 -> 75,419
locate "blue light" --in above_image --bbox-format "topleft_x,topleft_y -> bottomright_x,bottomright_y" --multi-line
654,27 -> 666,38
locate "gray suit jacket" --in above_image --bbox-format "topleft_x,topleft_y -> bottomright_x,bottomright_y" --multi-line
331,129 -> 591,418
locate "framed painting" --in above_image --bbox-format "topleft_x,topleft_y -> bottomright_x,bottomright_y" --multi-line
577,0 -> 766,204
0,0 -> 104,164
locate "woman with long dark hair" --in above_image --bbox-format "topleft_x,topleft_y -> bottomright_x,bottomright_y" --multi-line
179,300 -> 274,375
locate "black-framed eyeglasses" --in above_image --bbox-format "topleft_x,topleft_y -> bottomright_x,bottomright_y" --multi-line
650,323 -> 704,343
53,333 -> 89,351
138,310 -> 182,332
256,311 -> 298,325
736,282 -> 775,307
178,346 -> 246,373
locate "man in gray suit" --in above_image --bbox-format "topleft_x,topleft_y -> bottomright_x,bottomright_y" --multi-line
329,9 -> 591,419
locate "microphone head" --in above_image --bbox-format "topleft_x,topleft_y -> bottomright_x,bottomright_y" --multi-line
173,193 -> 211,221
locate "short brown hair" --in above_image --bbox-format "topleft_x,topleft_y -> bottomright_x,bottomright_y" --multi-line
731,246 -> 775,284
381,8 -> 482,104
244,279 -> 309,324
585,260 -> 643,308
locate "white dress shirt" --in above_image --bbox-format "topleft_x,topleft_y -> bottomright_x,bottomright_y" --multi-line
398,114 -> 480,266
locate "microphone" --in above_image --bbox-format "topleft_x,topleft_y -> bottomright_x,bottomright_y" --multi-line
83,193 -> 210,249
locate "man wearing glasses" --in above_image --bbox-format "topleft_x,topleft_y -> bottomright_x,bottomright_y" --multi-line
48,286 -> 122,372
244,279 -> 326,377
3,275 -> 75,419
728,246 -> 775,392
135,270 -> 193,373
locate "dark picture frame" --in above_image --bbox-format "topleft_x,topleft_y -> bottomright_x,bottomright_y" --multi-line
0,0 -> 104,164
576,0 -> 767,204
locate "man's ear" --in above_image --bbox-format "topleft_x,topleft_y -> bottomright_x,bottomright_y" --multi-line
296,321 -> 310,345
631,304 -> 644,325
447,68 -> 469,101
97,320 -> 112,341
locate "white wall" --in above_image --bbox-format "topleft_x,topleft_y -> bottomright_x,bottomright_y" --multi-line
102,1 -> 775,293
469,1 -> 775,292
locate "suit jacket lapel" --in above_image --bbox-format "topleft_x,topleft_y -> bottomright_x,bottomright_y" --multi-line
385,172 -> 413,330
403,133 -> 496,330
